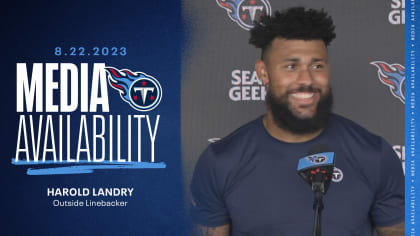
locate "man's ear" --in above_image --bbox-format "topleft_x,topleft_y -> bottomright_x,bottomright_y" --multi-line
255,59 -> 269,85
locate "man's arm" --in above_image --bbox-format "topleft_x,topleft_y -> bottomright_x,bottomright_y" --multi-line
375,221 -> 404,236
196,224 -> 230,236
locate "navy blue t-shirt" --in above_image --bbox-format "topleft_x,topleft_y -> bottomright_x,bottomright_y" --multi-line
190,114 -> 404,236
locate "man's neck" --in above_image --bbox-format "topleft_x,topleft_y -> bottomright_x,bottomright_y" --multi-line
262,111 -> 324,143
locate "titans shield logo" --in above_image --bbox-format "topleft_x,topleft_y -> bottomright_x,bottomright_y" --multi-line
371,61 -> 405,104
105,67 -> 163,111
332,167 -> 343,182
216,0 -> 271,30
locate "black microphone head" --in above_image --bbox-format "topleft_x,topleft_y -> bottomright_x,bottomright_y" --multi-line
297,144 -> 335,194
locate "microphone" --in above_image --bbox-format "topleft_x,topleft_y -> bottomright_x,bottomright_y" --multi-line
296,144 -> 335,236
297,145 -> 335,194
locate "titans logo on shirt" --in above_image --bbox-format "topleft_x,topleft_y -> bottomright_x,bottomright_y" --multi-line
106,67 -> 163,112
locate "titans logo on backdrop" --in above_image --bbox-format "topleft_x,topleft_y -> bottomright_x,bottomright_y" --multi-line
371,61 -> 405,104
217,0 -> 271,101
216,0 -> 271,31
14,63 -> 165,175
371,61 -> 405,172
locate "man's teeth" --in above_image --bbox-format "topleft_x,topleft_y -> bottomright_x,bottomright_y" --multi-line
291,92 -> 314,99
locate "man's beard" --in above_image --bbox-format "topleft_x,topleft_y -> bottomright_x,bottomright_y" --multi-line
266,85 -> 333,135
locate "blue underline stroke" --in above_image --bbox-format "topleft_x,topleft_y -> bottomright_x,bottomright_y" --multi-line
11,159 -> 166,175
11,159 -> 157,165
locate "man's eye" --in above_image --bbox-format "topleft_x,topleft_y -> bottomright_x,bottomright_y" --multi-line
286,64 -> 296,70
312,64 -> 324,69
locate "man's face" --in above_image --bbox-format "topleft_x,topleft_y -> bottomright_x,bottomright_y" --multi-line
256,38 -> 332,133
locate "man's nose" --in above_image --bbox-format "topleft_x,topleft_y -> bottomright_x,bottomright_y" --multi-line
296,68 -> 314,85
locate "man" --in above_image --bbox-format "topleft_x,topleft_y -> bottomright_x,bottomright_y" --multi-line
190,7 -> 404,236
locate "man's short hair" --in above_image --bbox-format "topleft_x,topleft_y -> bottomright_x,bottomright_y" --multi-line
249,7 -> 336,59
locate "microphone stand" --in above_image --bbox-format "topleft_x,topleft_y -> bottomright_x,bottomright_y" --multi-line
311,177 -> 325,236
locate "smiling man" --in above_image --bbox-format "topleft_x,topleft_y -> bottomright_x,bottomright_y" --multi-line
190,7 -> 404,236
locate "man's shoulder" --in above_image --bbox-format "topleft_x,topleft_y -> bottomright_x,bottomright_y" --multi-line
209,116 -> 263,155
328,113 -> 402,187
193,117 -> 264,183
328,114 -> 401,191
329,113 -> 385,148
197,116 -> 263,169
